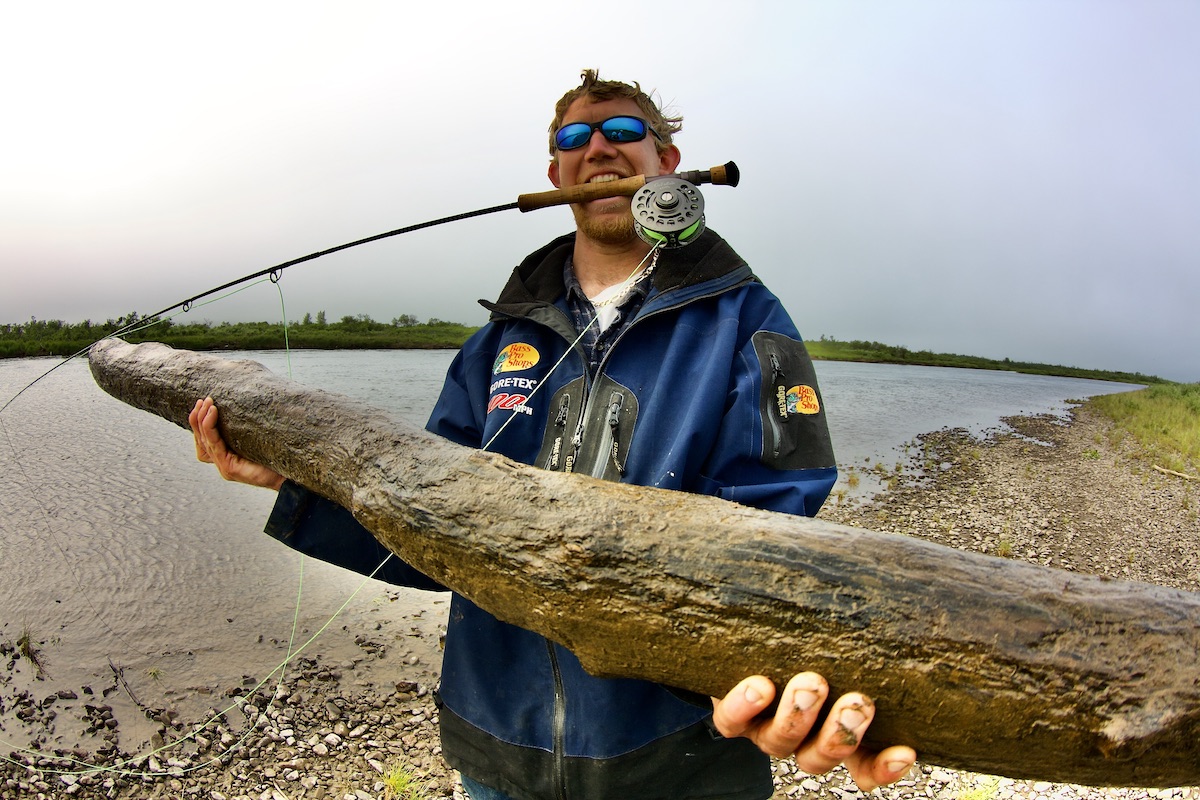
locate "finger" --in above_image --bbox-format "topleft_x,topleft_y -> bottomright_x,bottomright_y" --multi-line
710,676 -> 776,739
189,399 -> 212,463
794,692 -> 875,776
198,403 -> 235,477
751,672 -> 828,757
844,744 -> 917,792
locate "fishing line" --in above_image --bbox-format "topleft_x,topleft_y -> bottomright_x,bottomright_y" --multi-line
1,166 -> 734,778
1,270 -> 385,776
0,275 -> 284,659
0,277 -> 276,416
0,205 -> 510,415
0,553 -> 398,780
2,160 -> 737,414
0,275 -> 312,776
272,272 -> 294,379
480,243 -> 664,455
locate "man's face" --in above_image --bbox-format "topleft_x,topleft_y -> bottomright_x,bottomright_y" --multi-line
548,97 -> 681,246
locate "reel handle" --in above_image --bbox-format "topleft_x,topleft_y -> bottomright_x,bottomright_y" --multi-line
516,162 -> 739,213
673,161 -> 740,188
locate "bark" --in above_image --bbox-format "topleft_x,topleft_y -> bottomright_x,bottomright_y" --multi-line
88,339 -> 1200,788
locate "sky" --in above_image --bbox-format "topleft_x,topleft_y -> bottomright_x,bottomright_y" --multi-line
2,1 -> 1197,382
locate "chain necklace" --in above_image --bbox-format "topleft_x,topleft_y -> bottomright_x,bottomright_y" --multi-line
593,246 -> 661,309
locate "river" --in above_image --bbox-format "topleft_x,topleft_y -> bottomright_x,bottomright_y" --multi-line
0,350 -> 1139,749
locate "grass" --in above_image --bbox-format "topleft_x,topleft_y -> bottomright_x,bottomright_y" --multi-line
1088,383 -> 1200,475
804,337 -> 1164,385
0,314 -> 478,358
382,764 -> 428,800
17,624 -> 48,679
0,321 -> 1169,387
958,777 -> 1001,800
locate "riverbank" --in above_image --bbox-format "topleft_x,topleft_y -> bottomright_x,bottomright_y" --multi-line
3,403 -> 1198,799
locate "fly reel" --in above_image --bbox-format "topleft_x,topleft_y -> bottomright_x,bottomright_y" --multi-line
633,178 -> 705,248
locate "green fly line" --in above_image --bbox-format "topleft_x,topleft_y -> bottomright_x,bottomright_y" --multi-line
0,274 -> 376,779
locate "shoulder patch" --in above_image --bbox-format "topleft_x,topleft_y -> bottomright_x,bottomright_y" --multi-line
493,343 -> 540,374
751,331 -> 835,470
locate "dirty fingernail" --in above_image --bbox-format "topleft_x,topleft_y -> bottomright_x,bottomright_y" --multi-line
792,687 -> 820,712
839,705 -> 869,730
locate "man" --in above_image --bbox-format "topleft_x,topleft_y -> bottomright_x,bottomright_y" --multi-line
190,70 -> 916,800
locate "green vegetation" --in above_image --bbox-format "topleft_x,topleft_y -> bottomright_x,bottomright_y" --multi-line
16,624 -> 48,679
957,778 -> 1001,800
0,312 -> 478,358
0,317 -> 1171,387
382,764 -> 427,800
1088,383 -> 1200,476
805,336 -> 1165,385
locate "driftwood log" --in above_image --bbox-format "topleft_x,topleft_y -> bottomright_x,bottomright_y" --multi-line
88,339 -> 1200,788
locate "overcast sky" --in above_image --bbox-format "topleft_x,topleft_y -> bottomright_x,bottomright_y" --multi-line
3,1 -> 1197,381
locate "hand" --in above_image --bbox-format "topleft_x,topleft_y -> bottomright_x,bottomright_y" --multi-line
711,673 -> 916,792
188,397 -> 285,490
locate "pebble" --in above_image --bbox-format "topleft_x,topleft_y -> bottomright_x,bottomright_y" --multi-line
3,408 -> 1196,800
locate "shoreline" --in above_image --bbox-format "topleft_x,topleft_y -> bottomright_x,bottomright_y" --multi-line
4,404 -> 1198,799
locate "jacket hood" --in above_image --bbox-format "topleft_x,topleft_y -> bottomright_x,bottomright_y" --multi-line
480,229 -> 756,321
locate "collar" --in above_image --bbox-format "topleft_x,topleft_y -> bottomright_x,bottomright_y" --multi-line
480,228 -> 756,320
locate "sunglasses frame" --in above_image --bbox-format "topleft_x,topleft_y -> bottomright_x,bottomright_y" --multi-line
554,115 -> 663,151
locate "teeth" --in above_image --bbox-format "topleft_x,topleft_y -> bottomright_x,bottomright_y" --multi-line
588,174 -> 621,184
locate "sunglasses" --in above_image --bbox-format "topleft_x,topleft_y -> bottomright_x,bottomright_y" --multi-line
554,115 -> 663,151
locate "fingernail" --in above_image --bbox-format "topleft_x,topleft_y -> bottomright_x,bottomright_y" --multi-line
743,683 -> 763,704
886,760 -> 913,776
835,699 -> 874,746
792,686 -> 820,713
839,705 -> 869,730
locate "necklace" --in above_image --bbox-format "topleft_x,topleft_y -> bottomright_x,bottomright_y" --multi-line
593,247 -> 661,309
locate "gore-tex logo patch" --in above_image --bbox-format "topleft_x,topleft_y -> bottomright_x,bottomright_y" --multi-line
488,377 -> 539,417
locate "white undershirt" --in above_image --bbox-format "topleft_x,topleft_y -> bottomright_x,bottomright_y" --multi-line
588,283 -> 629,332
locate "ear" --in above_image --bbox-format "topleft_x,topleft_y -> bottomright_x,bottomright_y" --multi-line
547,158 -> 561,188
658,144 -> 682,176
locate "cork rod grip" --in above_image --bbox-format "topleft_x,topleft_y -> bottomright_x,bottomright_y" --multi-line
517,176 -> 648,212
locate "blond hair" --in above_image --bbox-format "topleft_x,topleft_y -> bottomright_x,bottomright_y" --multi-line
548,69 -> 682,156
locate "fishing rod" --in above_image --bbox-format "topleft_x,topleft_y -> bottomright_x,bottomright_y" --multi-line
0,162 -> 739,412
0,163 -> 740,771
156,160 -> 739,322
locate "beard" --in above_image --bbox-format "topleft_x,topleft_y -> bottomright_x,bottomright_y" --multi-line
570,202 -> 638,245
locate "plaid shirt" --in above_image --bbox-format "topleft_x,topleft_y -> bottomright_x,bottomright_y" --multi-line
562,256 -> 653,376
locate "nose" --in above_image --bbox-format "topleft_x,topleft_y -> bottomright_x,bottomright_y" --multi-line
580,128 -> 619,158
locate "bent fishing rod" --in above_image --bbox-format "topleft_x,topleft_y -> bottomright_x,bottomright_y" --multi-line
152,160 -> 739,322
0,163 -> 738,412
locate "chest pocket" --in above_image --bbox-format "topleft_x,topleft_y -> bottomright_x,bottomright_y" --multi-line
752,331 -> 835,471
534,375 -> 640,482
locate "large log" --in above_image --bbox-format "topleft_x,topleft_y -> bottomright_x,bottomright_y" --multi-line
88,339 -> 1200,788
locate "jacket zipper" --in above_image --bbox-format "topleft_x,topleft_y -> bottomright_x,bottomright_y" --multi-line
545,393 -> 572,470
604,391 -> 626,477
569,284 -> 743,476
765,344 -> 786,459
546,640 -> 568,800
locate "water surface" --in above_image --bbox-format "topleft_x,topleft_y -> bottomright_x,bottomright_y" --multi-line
0,350 -> 1138,750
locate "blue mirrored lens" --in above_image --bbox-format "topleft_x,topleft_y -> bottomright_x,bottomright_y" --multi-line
555,123 -> 595,150
600,116 -> 647,142
555,116 -> 649,150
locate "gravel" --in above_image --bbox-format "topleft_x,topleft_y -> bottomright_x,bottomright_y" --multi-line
3,404 -> 1196,799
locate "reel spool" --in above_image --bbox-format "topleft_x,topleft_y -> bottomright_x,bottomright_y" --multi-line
633,178 -> 705,248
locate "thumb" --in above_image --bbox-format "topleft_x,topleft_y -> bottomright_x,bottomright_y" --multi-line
711,676 -> 776,738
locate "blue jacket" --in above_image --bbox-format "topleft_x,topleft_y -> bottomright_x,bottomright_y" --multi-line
265,229 -> 836,800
